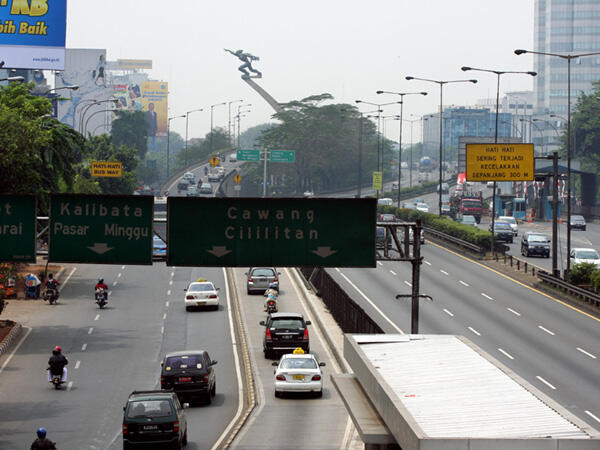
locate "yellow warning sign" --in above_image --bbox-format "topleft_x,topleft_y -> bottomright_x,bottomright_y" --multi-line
234,174 -> 242,184
209,156 -> 220,167
91,161 -> 123,178
372,171 -> 383,191
466,143 -> 534,181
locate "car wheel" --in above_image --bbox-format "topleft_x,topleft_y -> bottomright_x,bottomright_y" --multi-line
509,239 -> 513,244
182,430 -> 188,446
185,306 -> 191,312
205,391 -> 212,405
545,253 -> 550,258
274,390 -> 281,398
315,390 -> 323,398
213,305 -> 219,311
172,440 -> 183,450
211,382 -> 216,397
123,442 -> 132,450
264,350 -> 274,359
247,289 -> 252,295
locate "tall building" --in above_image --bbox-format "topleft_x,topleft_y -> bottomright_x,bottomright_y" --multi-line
534,0 -> 600,115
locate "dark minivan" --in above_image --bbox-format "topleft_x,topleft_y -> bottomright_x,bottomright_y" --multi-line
521,232 -> 550,258
160,350 -> 217,405
260,312 -> 311,359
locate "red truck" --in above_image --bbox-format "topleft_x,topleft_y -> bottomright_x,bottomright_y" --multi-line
450,193 -> 484,223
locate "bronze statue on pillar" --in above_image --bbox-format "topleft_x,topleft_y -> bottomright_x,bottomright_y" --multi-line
224,49 -> 262,79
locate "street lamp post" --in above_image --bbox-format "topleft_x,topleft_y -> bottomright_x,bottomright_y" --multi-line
235,107 -> 252,148
376,91 -> 427,207
405,117 -> 420,187
520,118 -> 544,154
44,85 -> 79,95
515,48 -> 600,276
185,108 -> 203,167
461,66 -> 536,255
406,76 -> 478,216
80,99 -> 119,134
84,108 -> 117,136
354,108 -> 383,198
167,115 -> 186,179
210,102 -> 226,155
228,100 -> 243,147
0,76 -> 24,82
501,120 -> 522,138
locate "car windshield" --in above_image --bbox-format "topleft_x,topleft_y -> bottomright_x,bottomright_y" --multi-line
575,250 -> 599,259
271,318 -> 304,329
380,214 -> 395,221
188,283 -> 214,292
462,216 -> 475,223
572,216 -> 585,222
280,358 -> 317,369
127,400 -> 173,418
416,203 -> 427,208
165,355 -> 203,370
252,269 -> 275,277
494,223 -> 511,230
499,217 -> 516,224
528,234 -> 548,242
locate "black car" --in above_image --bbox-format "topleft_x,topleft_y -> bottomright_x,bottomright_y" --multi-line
376,226 -> 392,250
160,350 -> 217,405
176,181 -> 188,191
122,390 -> 187,449
489,222 -> 513,243
521,232 -> 550,258
570,214 -> 586,231
260,312 -> 311,359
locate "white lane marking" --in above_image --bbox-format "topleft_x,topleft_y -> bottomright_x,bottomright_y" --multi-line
498,348 -> 514,360
112,281 -> 117,286
468,327 -> 481,336
459,280 -> 469,287
167,290 -> 171,296
211,268 -> 244,450
336,269 -> 403,333
74,361 -> 80,370
538,325 -> 555,336
424,261 -> 432,266
61,267 -> 77,288
169,280 -> 173,286
160,326 -> 164,335
577,347 -> 597,359
117,273 -> 122,278
0,327 -> 31,375
94,314 -> 100,321
404,280 -> 412,287
165,301 -> 169,307
88,327 -> 93,335
585,410 -> 600,424
443,308 -> 454,317
389,270 -> 397,276
121,265 -> 125,270
536,376 -> 556,390
163,313 -> 167,320
108,291 -> 112,296
81,343 -> 87,351
481,293 -> 494,300
440,269 -> 448,275
171,271 -> 175,277
507,307 -> 521,316
67,381 -> 73,391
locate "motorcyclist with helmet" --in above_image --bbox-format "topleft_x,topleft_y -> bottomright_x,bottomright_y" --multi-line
95,277 -> 109,302
44,274 -> 60,301
263,283 -> 279,312
47,346 -> 68,383
30,427 -> 56,449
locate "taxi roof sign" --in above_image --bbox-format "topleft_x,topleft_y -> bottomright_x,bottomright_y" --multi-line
466,143 -> 534,182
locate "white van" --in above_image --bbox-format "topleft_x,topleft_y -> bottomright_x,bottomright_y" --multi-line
377,198 -> 393,206
183,172 -> 195,184
229,152 -> 238,162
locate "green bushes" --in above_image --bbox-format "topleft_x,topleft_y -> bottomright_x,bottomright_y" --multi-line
568,262 -> 597,285
591,270 -> 600,292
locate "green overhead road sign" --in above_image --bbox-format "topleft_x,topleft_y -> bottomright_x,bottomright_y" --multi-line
270,150 -> 295,163
237,149 -> 261,161
0,195 -> 36,262
167,198 -> 376,267
49,194 -> 153,265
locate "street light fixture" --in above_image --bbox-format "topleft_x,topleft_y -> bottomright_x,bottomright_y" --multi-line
405,75 -> 478,216
80,99 -> 119,134
376,90 -> 427,207
460,66 -> 536,257
167,115 -> 186,179
228,99 -> 243,147
515,48 -> 600,276
185,108 -> 204,167
521,118 -> 544,154
210,102 -> 227,155
235,108 -> 252,148
0,76 -> 24,83
45,85 -> 79,95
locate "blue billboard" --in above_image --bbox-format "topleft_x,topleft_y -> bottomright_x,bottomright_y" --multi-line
0,0 -> 67,70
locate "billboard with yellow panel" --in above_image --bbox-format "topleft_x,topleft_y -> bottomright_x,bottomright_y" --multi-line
141,81 -> 168,137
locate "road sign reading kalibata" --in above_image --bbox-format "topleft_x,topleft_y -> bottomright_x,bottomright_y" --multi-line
167,198 -> 376,267
0,195 -> 36,262
49,194 -> 153,264
466,143 -> 534,181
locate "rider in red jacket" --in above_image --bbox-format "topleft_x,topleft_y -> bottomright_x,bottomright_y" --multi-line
95,278 -> 109,301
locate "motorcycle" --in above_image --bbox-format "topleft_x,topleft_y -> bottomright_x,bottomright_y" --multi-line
266,297 -> 278,314
48,368 -> 65,389
95,287 -> 107,309
43,288 -> 59,305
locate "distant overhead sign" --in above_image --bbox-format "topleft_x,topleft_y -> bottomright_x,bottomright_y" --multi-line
237,149 -> 260,161
49,194 -> 153,264
270,150 -> 295,163
0,195 -> 36,262
167,198 -> 376,267
466,143 -> 534,181
372,172 -> 383,191
116,59 -> 152,69
91,161 -> 123,178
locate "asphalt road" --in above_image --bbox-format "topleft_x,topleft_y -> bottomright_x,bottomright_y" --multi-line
0,263 -> 239,450
330,242 -> 600,427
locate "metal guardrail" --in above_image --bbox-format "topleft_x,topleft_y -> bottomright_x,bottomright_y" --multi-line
423,226 -> 483,254
495,253 -> 540,277
538,270 -> 600,308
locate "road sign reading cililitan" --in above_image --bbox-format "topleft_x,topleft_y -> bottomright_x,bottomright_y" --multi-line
167,198 -> 376,267
234,174 -> 242,184
209,156 -> 220,167
270,150 -> 295,163
237,149 -> 261,161
0,195 -> 36,262
91,161 -> 122,178
466,143 -> 534,181
372,172 -> 383,191
49,194 -> 154,265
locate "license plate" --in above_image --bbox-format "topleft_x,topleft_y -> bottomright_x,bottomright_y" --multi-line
179,377 -> 192,382
282,335 -> 293,340
143,425 -> 158,430
293,374 -> 304,380
197,301 -> 205,305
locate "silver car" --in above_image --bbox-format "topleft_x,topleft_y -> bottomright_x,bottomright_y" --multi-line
246,267 -> 280,294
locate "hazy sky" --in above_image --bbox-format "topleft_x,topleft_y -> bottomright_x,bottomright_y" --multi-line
66,0 -> 535,142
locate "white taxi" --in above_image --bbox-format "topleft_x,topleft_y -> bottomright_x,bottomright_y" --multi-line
184,279 -> 219,311
272,352 -> 326,398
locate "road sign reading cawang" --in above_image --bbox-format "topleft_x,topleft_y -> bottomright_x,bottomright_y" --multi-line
167,198 -> 376,267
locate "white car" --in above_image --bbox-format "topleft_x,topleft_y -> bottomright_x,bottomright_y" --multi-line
498,216 -> 518,236
415,202 -> 429,213
184,280 -> 220,311
569,248 -> 600,268
272,353 -> 326,398
229,152 -> 237,162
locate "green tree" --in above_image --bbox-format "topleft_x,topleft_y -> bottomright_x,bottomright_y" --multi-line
111,110 -> 149,160
173,128 -> 229,172
84,135 -> 138,194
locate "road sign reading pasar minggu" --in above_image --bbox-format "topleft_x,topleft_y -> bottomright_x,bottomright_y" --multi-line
91,161 -> 122,177
0,195 -> 36,262
466,143 -> 534,181
49,194 -> 153,265
167,198 -> 376,267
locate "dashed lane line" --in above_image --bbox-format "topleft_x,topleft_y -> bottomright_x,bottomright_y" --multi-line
94,314 -> 100,321
536,376 -> 556,390
468,327 -> 481,336
167,290 -> 171,296
576,347 -> 597,359
165,301 -> 169,307
459,280 -> 469,287
160,326 -> 164,335
67,381 -> 73,391
121,265 -> 125,270
87,327 -> 93,335
112,281 -> 117,287
538,325 -> 555,336
117,273 -> 122,278
162,313 -> 167,320
81,344 -> 87,351
404,281 -> 412,287
507,308 -> 521,317
424,261 -> 432,266
443,308 -> 454,317
481,293 -> 494,300
377,261 -> 383,266
169,280 -> 173,286
389,270 -> 397,276
498,348 -> 514,360
440,270 -> 449,275
74,361 -> 80,370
